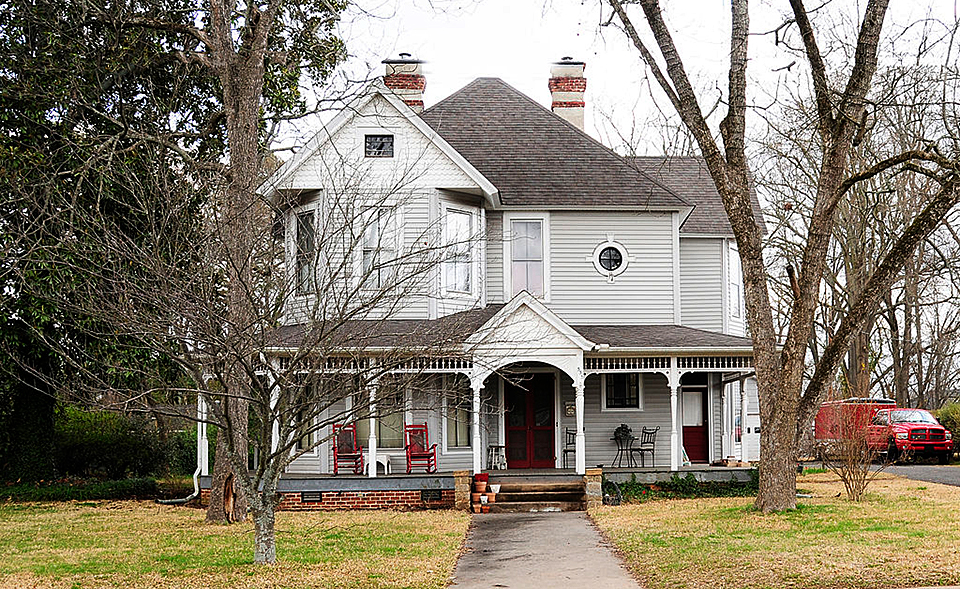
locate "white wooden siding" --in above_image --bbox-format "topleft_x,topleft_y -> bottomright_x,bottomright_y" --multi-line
680,238 -> 724,332
547,211 -> 675,324
485,211 -> 504,303
280,94 -> 483,323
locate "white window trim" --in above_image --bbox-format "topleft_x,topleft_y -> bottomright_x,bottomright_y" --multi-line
440,375 -> 473,455
502,211 -> 551,302
601,373 -> 645,412
344,384 -> 412,451
440,202 -> 479,299
290,200 -> 321,299
356,125 -> 399,159
591,239 -> 629,280
353,203 -> 403,292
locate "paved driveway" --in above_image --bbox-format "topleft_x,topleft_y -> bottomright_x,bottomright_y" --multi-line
451,512 -> 640,589
884,464 -> 960,487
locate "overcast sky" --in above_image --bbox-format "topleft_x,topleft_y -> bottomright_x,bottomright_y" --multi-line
316,1 -> 958,154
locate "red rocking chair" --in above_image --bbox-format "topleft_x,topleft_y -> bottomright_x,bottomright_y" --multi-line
404,423 -> 438,473
333,423 -> 365,475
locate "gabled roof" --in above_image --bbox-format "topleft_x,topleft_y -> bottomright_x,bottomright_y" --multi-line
260,79 -> 498,204
629,156 -> 766,236
420,78 -> 690,209
465,291 -> 595,351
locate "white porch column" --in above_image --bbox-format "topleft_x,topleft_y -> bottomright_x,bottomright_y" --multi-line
574,377 -> 586,475
197,395 -> 209,476
367,379 -> 378,478
471,376 -> 483,474
740,378 -> 749,462
669,358 -> 680,471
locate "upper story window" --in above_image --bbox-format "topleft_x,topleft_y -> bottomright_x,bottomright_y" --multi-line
511,220 -> 544,297
364,134 -> 394,158
602,373 -> 643,411
295,211 -> 315,295
444,208 -> 473,294
729,249 -> 743,319
362,208 -> 396,289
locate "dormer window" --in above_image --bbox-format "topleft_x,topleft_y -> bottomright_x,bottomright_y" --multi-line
364,134 -> 394,157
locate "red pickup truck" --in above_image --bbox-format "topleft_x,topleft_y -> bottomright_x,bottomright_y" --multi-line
866,408 -> 953,464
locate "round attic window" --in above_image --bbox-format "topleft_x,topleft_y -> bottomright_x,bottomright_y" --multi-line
592,241 -> 628,278
598,246 -> 622,271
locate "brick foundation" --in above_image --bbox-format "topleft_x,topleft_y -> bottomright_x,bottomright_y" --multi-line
276,489 -> 455,511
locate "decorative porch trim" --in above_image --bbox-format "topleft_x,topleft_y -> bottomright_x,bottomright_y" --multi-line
677,356 -> 753,370
584,356 -> 670,372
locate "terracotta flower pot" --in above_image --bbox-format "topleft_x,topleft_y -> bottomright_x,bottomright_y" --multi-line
471,492 -> 482,503
481,505 -> 490,513
472,504 -> 481,513
485,492 -> 496,504
474,481 -> 487,493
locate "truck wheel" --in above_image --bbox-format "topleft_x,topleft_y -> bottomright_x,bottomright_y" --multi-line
887,441 -> 900,464
939,452 -> 953,465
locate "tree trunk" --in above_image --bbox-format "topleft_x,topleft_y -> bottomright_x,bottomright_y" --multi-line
205,400 -> 249,523
253,493 -> 279,564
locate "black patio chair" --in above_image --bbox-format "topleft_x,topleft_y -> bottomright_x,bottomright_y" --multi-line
630,426 -> 659,468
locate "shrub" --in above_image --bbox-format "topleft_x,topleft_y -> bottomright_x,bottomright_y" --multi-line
1,477 -> 159,501
936,403 -> 960,454
54,408 -> 167,479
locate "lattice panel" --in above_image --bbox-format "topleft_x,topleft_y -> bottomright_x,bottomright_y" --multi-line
677,356 -> 753,370
584,357 -> 670,372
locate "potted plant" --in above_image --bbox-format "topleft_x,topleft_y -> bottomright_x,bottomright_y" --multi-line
473,473 -> 489,493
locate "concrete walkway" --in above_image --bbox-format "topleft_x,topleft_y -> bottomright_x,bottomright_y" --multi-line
450,512 -> 640,588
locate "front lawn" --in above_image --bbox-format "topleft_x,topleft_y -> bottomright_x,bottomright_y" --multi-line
592,471 -> 960,589
0,501 -> 470,588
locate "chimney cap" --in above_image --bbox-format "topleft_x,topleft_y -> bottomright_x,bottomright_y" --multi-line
554,56 -> 585,65
383,52 -> 424,65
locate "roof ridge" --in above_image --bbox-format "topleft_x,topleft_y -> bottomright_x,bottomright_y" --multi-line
424,77 -> 691,208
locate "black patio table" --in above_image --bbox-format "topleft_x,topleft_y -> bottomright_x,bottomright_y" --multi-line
611,433 -> 638,467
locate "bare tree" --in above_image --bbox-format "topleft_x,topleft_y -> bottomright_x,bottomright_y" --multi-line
604,0 -> 960,511
11,119 -> 499,563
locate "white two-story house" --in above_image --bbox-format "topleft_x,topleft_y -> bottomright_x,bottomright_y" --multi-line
261,55 -> 761,478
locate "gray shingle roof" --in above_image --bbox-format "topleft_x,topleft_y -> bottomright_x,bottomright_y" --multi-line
271,306 -> 752,352
420,78 -> 689,209
629,156 -> 765,236
268,305 -> 505,350
572,324 -> 753,350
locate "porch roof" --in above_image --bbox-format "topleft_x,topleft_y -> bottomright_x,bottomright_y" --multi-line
269,305 -> 753,354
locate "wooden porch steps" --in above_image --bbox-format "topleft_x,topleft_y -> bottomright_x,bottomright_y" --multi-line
484,475 -> 585,512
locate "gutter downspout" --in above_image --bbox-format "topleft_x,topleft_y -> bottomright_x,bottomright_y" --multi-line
157,406 -> 205,506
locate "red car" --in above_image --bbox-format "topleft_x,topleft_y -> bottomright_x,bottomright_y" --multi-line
867,408 -> 953,464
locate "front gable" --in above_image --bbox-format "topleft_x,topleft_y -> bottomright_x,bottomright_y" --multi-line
466,291 -> 594,353
262,81 -> 497,204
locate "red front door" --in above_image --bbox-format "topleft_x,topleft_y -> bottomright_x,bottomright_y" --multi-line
505,373 -> 555,469
682,375 -> 709,463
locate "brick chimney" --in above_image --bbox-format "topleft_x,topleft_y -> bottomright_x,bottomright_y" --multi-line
548,57 -> 586,130
383,53 -> 425,113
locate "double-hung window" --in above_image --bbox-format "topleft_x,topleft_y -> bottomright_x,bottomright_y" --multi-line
445,380 -> 472,449
362,208 -> 396,289
445,209 -> 473,294
354,387 -> 405,449
295,211 -> 316,294
510,220 -> 544,297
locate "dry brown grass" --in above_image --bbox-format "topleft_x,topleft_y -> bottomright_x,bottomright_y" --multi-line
592,471 -> 960,589
0,501 -> 470,588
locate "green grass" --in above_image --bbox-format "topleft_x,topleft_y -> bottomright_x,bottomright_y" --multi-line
592,472 -> 960,589
0,501 -> 470,588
